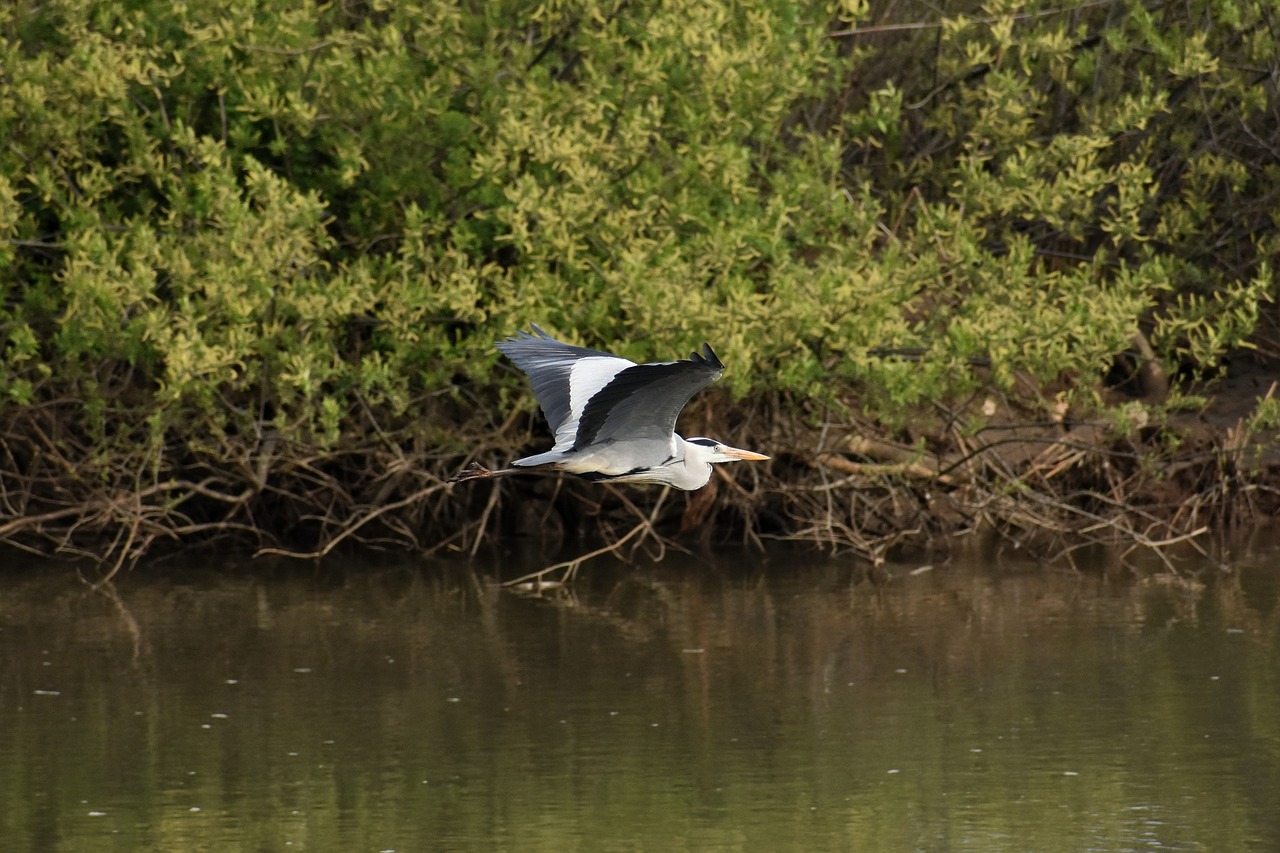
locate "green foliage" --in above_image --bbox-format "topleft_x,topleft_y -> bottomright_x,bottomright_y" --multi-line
1250,395 -> 1280,434
0,0 -> 1276,457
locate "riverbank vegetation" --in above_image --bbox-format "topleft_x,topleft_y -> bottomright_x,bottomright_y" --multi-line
1,0 -> 1277,574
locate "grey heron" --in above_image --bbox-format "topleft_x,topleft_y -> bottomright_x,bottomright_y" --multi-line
449,326 -> 769,490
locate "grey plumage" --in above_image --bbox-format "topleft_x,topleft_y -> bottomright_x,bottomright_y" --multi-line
450,325 -> 768,490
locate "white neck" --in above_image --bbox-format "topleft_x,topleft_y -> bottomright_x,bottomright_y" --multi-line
659,435 -> 715,490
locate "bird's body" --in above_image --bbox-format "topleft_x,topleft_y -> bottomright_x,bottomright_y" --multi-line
450,326 -> 769,490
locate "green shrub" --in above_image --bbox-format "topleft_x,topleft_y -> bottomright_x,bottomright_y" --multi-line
0,0 -> 1275,473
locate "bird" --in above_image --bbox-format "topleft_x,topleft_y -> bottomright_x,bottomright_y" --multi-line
449,325 -> 769,490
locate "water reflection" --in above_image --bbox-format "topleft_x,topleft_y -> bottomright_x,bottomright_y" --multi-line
1,549 -> 1278,852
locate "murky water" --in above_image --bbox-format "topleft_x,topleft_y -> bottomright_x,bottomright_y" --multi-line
2,547 -> 1279,852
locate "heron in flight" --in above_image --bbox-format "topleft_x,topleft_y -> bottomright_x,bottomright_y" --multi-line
449,326 -> 769,490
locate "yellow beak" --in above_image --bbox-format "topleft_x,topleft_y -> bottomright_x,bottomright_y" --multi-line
721,445 -> 770,462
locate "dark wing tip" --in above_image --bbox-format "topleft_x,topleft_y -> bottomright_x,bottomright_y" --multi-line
691,343 -> 724,371
499,323 -> 552,346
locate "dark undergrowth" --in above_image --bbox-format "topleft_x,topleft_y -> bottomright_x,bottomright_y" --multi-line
4,357 -> 1276,583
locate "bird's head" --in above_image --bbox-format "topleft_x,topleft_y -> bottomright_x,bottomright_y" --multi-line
685,437 -> 771,466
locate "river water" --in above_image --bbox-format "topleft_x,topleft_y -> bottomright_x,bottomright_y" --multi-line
2,546 -> 1278,852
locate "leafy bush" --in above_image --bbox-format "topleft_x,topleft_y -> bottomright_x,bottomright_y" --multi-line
0,0 -> 1276,558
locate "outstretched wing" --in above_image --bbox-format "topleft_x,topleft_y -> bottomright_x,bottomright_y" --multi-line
495,325 -> 635,450
496,327 -> 726,455
573,343 -> 724,450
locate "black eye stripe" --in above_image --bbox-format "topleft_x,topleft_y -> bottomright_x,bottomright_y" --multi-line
688,438 -> 718,448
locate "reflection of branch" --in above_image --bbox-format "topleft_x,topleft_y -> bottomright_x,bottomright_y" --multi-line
91,581 -> 148,664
